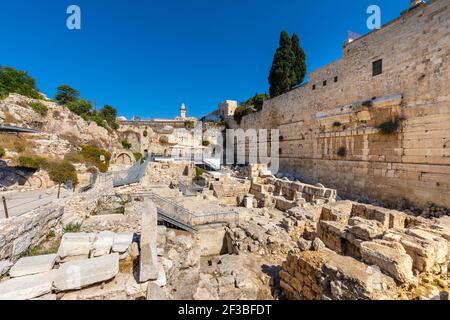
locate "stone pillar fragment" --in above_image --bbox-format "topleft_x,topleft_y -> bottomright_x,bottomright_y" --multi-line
139,199 -> 159,282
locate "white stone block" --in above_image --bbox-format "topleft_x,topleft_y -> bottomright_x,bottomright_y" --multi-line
112,233 -> 133,253
57,233 -> 95,259
53,253 -> 119,291
92,231 -> 115,257
0,270 -> 58,300
9,254 -> 57,278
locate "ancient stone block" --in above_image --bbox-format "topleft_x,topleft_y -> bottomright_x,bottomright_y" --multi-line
0,270 -> 58,300
92,231 -> 115,257
57,233 -> 95,260
139,199 -> 159,282
53,253 -> 119,291
9,254 -> 57,278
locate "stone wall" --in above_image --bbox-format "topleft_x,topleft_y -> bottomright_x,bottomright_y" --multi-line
230,0 -> 450,209
0,174 -> 114,261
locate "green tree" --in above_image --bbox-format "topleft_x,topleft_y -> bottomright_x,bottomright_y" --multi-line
0,66 -> 41,99
55,84 -> 79,105
291,34 -> 307,87
48,161 -> 78,198
268,31 -> 296,97
99,105 -> 119,129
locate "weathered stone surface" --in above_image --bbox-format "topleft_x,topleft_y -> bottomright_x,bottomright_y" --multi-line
147,282 -> 167,300
9,254 -> 57,278
92,231 -> 115,257
0,260 -> 13,277
53,253 -> 119,291
360,240 -> 415,284
348,217 -> 384,241
31,293 -> 57,300
0,270 -> 58,300
297,238 -> 312,251
139,199 -> 159,282
57,233 -> 95,260
112,233 -> 133,254
312,238 -> 326,251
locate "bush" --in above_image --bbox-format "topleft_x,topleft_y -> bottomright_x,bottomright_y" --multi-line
48,160 -> 78,185
233,105 -> 253,124
121,139 -> 132,149
66,99 -> 92,116
133,152 -> 143,161
159,136 -> 169,144
0,66 -> 42,99
29,102 -> 48,116
18,156 -> 49,170
63,223 -> 81,233
143,130 -> 148,137
195,166 -> 206,177
240,93 -> 269,111
78,145 -> 111,172
55,85 -> 80,105
202,140 -> 210,147
377,117 -> 404,135
184,121 -> 194,129
0,147 -> 5,158
361,100 -> 373,108
337,147 -> 347,157
332,121 -> 342,127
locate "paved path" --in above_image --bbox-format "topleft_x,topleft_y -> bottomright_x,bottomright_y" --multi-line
0,188 -> 72,219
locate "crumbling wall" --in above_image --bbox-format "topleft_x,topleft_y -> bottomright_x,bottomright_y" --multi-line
230,0 -> 450,209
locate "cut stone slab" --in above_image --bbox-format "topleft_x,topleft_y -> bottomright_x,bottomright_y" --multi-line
9,254 -> 57,278
112,233 -> 134,253
92,231 -> 115,257
139,199 -> 159,282
360,240 -> 416,284
0,270 -> 58,300
31,293 -> 57,300
0,260 -> 13,277
53,253 -> 119,291
57,233 -> 95,260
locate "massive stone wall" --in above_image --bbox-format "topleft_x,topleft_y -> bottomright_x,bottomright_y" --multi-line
231,0 -> 450,209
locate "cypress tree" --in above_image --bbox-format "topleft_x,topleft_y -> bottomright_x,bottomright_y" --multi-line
291,33 -> 307,87
268,31 -> 296,98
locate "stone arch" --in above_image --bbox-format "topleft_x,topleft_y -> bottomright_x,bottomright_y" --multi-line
115,152 -> 133,165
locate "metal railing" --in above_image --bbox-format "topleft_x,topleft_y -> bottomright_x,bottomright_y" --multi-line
100,191 -> 239,232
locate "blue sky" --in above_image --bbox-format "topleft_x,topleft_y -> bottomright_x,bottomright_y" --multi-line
0,0 -> 409,119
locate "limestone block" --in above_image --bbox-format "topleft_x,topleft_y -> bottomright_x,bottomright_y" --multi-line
0,270 -> 58,300
92,231 -> 115,257
9,254 -> 57,278
348,217 -> 384,241
153,263 -> 167,287
139,199 -> 159,282
406,229 -> 448,265
0,260 -> 13,277
360,240 -> 415,284
112,232 -> 133,253
53,253 -> 119,291
57,233 -> 95,259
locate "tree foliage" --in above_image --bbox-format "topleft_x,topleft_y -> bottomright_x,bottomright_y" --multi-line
48,161 -> 78,185
268,31 -> 307,97
55,85 -> 79,105
0,66 -> 42,100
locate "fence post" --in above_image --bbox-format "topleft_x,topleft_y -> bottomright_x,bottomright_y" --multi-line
2,196 -> 9,219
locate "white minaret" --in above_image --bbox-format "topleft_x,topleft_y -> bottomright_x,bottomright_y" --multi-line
180,102 -> 186,119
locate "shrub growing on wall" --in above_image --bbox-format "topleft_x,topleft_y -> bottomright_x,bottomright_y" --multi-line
377,117 -> 404,135
121,139 -> 132,149
0,147 -> 5,158
337,147 -> 347,157
159,136 -> 169,144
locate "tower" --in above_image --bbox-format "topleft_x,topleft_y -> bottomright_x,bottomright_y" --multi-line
180,102 -> 186,119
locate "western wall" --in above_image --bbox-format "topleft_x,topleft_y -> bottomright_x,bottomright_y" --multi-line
230,0 -> 450,209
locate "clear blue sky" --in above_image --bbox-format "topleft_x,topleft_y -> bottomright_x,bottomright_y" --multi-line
0,0 -> 409,119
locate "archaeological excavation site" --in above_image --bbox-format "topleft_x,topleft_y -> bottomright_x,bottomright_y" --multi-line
0,0 -> 449,304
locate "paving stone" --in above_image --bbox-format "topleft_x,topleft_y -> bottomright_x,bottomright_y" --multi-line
9,254 -> 57,278
0,270 -> 58,300
53,253 -> 119,291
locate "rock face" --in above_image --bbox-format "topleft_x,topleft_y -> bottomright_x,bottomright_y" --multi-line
9,254 -> 57,278
139,199 -> 159,282
0,270 -> 59,300
53,253 -> 120,291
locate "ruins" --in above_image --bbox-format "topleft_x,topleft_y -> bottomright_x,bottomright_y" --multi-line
0,0 -> 449,301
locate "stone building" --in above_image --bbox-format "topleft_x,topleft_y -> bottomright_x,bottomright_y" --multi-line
227,0 -> 450,209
